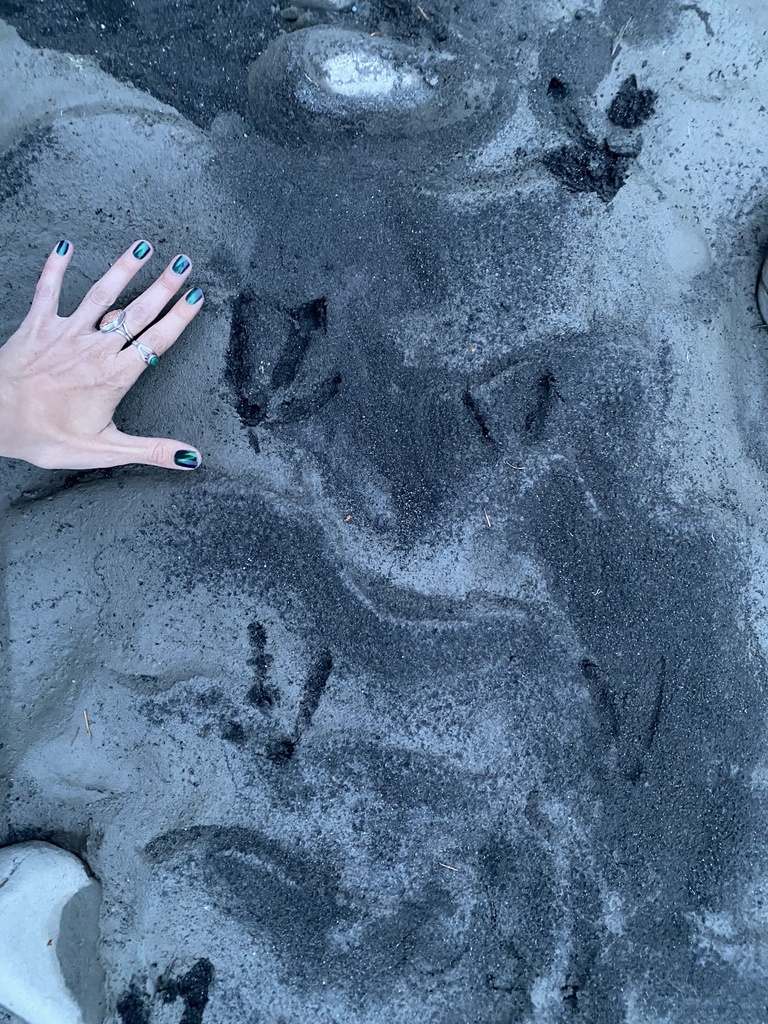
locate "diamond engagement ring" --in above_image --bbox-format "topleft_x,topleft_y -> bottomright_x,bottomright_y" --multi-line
98,307 -> 134,343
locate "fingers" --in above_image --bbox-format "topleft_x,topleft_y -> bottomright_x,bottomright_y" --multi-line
118,253 -> 194,342
117,287 -> 205,385
25,240 -> 73,324
69,239 -> 154,332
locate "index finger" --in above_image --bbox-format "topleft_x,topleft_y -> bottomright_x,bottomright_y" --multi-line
24,239 -> 73,325
68,239 -> 154,332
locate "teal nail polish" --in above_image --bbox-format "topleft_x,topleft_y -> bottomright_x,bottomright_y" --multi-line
186,288 -> 204,304
172,255 -> 191,275
174,450 -> 199,468
133,241 -> 151,260
55,240 -> 69,256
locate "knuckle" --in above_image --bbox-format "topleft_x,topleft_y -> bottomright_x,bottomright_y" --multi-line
160,271 -> 182,293
88,285 -> 112,308
34,279 -> 56,301
148,439 -> 170,466
127,302 -> 148,324
140,329 -> 165,353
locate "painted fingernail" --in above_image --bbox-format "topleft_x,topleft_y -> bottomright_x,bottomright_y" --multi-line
185,288 -> 204,305
133,240 -> 151,260
172,255 -> 191,275
174,450 -> 200,469
55,239 -> 70,256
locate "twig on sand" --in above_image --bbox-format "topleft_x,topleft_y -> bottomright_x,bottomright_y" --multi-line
83,710 -> 93,740
438,862 -> 459,871
483,509 -> 492,528
610,17 -> 634,57
70,725 -> 80,746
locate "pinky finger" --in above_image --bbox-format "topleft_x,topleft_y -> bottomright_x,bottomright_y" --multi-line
26,239 -> 73,324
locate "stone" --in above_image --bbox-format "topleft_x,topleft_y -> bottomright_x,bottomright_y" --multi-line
305,42 -> 428,105
293,0 -> 355,11
604,128 -> 643,158
0,843 -> 104,1024
247,26 -> 497,139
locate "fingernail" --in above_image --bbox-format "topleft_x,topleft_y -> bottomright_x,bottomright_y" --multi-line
172,255 -> 191,275
55,239 -> 70,256
174,449 -> 200,469
133,240 -> 151,260
185,287 -> 204,305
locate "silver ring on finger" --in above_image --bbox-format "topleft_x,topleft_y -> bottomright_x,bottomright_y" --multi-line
132,341 -> 160,368
98,307 -> 134,344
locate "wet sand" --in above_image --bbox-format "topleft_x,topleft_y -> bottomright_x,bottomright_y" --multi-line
2,2 -> 768,1021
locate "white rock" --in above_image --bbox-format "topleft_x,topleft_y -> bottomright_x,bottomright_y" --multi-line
297,29 -> 429,112
316,50 -> 418,100
248,27 -> 499,138
293,0 -> 355,11
0,843 -> 104,1024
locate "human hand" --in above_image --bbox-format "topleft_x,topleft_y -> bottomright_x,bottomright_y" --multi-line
0,239 -> 204,471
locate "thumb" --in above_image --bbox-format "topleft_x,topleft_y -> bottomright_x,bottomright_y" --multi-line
105,428 -> 202,471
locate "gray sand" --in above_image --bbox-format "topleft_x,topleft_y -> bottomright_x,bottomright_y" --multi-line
2,2 -> 768,1020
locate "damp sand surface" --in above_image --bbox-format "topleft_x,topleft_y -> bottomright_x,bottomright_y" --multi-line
2,2 -> 768,1022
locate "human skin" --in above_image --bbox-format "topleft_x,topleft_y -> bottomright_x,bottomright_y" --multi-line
0,239 -> 204,471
